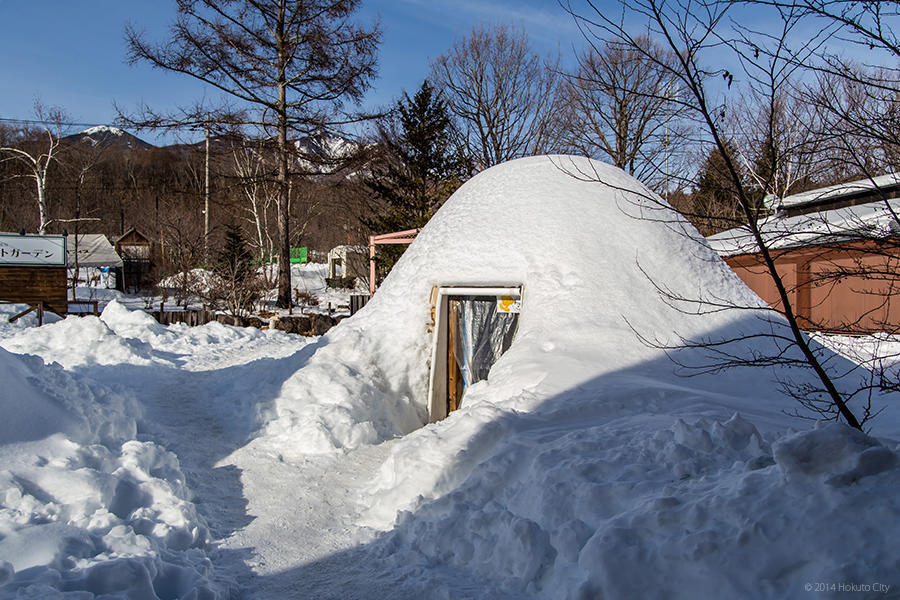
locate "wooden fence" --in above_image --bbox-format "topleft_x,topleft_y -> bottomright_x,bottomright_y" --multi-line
151,307 -> 220,327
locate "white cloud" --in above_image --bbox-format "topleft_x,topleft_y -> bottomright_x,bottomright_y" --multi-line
397,0 -> 580,42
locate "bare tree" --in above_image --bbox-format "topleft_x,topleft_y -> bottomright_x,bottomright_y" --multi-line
430,23 -> 562,169
733,90 -> 823,203
231,141 -> 279,282
124,0 -> 380,308
60,141 -> 110,300
560,35 -> 690,189
565,0 -> 868,429
158,208 -> 207,307
0,103 -> 67,234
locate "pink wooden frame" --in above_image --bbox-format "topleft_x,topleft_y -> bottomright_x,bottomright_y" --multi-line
368,228 -> 421,295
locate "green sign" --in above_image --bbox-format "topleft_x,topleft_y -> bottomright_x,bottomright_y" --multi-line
290,247 -> 308,264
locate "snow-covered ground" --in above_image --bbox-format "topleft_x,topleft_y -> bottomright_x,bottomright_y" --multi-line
1,156 -> 898,599
75,261 -> 362,318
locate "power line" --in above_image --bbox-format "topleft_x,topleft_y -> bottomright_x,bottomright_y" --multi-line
0,116 -> 112,129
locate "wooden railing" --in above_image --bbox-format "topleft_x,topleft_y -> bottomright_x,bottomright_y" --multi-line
67,300 -> 99,316
7,301 -> 46,326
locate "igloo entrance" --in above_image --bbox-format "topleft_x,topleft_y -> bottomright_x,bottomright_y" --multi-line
427,286 -> 522,421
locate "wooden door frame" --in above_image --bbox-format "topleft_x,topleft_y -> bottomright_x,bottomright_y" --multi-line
426,285 -> 522,422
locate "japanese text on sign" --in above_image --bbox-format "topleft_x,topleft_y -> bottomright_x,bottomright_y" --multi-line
0,233 -> 66,266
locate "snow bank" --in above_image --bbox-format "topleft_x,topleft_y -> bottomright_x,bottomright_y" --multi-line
1,312 -> 158,370
0,303 -> 62,334
813,331 -> 900,384
368,415 -> 899,598
0,309 -> 240,598
157,268 -> 222,296
0,436 -> 215,599
0,346 -> 135,447
1,300 -> 301,374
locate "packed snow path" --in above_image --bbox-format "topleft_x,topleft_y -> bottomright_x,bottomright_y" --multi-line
126,334 -> 421,599
108,336 -> 482,600
126,335 -> 525,599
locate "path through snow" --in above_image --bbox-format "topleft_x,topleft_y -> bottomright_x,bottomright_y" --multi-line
130,332 -> 417,599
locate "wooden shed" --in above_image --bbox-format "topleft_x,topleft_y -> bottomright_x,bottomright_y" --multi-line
708,175 -> 900,334
114,227 -> 154,293
721,237 -> 900,333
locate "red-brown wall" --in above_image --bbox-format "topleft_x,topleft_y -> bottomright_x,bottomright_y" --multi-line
725,238 -> 900,333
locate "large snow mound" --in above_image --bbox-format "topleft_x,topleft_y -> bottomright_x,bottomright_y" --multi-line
258,155 -> 866,457
250,155 -> 898,597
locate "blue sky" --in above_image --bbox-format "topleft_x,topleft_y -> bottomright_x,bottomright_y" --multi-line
0,0 -> 588,146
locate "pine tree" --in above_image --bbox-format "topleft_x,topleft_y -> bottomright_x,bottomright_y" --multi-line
364,81 -> 469,279
217,223 -> 254,284
213,223 -> 261,318
691,141 -> 752,235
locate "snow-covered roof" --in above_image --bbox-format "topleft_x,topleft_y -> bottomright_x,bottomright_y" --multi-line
327,245 -> 367,256
764,172 -> 900,211
66,233 -> 123,267
706,198 -> 900,257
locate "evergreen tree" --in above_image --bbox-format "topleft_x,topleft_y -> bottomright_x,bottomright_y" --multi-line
217,223 -> 254,284
214,223 -> 261,318
364,81 -> 469,279
691,141 -> 752,235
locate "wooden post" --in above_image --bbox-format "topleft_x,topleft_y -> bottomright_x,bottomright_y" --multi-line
796,261 -> 812,329
447,299 -> 461,413
369,235 -> 376,296
37,301 -> 44,327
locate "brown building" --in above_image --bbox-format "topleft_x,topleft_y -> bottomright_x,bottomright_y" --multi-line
114,227 -> 154,293
707,175 -> 900,334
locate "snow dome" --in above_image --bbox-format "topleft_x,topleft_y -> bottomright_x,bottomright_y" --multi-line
258,155 -> 805,458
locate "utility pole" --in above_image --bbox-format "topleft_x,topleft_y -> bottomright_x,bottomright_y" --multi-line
204,121 -> 210,261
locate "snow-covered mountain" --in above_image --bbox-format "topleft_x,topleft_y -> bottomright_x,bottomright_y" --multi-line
294,131 -> 367,174
65,125 -> 154,150
295,131 -> 360,160
166,130 -> 366,175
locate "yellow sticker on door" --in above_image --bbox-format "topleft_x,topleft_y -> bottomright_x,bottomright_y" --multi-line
497,296 -> 522,313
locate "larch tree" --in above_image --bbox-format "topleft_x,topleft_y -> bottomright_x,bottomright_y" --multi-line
125,0 -> 381,308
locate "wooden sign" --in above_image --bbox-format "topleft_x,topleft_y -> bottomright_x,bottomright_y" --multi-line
0,233 -> 66,266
